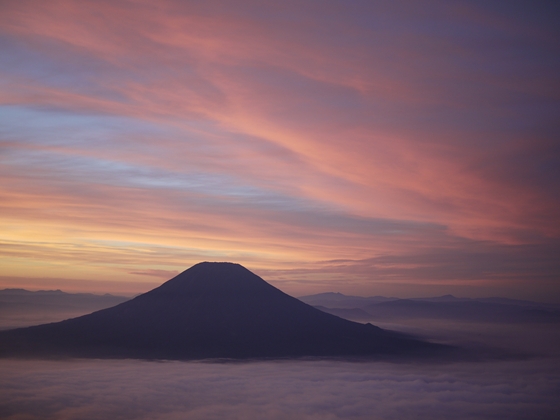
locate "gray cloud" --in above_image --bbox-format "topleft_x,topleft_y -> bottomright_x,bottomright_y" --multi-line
1,356 -> 558,420
128,269 -> 180,279
261,238 -> 560,302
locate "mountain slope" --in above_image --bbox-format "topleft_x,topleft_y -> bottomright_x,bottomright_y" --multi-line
0,262 -> 445,360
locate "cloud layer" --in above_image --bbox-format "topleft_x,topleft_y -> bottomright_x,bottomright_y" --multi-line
1,357 -> 559,420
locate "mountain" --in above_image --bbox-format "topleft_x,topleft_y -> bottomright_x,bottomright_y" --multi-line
301,293 -> 560,324
363,299 -> 560,323
0,289 -> 130,330
0,262 -> 445,360
298,292 -> 397,309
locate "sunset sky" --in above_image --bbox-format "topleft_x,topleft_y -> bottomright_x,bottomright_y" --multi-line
1,0 -> 559,301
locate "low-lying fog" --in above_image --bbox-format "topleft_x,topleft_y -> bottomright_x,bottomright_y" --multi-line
1,356 -> 559,420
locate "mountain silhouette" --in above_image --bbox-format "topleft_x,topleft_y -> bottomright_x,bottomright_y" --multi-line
0,262 -> 446,360
0,288 -> 129,330
301,292 -> 560,324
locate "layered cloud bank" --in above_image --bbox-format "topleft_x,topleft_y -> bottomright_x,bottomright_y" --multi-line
1,358 -> 559,420
0,0 -> 559,300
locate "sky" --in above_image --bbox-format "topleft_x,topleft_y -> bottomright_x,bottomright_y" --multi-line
0,0 -> 559,301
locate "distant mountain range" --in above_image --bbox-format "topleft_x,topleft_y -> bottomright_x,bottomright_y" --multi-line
298,292 -> 560,324
0,263 -> 447,361
0,289 -> 129,330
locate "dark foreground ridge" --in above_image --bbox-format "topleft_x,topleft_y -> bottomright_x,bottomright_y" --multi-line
0,262 -> 450,360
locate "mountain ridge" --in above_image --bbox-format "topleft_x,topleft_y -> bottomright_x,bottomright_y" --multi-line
299,292 -> 560,323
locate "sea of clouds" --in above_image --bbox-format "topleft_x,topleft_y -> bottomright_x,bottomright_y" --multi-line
1,356 -> 559,420
2,309 -> 559,419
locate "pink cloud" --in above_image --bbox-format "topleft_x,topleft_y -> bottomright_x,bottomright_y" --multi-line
0,0 -> 558,298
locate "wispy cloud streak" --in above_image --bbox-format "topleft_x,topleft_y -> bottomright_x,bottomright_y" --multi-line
0,0 -> 559,299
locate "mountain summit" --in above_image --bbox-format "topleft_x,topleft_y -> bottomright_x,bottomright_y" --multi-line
0,262 -> 445,360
